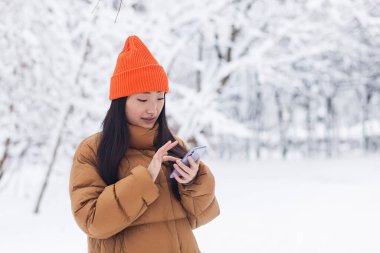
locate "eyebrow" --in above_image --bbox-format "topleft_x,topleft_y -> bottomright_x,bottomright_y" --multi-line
142,92 -> 163,94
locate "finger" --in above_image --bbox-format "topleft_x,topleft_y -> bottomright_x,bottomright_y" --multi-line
156,140 -> 176,156
161,140 -> 174,150
176,160 -> 194,175
187,158 -> 200,178
159,140 -> 178,153
187,156 -> 198,167
173,173 -> 186,184
188,157 -> 201,171
156,141 -> 170,154
175,164 -> 195,180
165,140 -> 178,151
162,155 -> 179,162
173,164 -> 190,178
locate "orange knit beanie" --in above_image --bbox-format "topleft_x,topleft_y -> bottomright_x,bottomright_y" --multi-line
109,35 -> 169,100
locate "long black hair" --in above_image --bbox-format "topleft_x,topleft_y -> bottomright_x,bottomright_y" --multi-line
96,95 -> 187,201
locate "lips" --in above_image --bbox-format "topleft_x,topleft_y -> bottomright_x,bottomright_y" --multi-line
142,117 -> 156,123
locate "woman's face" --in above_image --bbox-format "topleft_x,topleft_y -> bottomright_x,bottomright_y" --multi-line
125,91 -> 165,129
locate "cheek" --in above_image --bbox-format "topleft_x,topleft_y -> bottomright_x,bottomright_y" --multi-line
158,101 -> 165,111
125,102 -> 141,119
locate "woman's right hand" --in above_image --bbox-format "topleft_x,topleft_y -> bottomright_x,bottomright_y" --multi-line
147,140 -> 179,182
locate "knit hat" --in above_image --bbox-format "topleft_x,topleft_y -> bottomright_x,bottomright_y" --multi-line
109,35 -> 169,100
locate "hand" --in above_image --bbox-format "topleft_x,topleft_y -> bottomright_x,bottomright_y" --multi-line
173,156 -> 200,184
147,140 -> 179,182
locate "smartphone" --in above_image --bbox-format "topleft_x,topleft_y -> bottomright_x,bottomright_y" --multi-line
169,145 -> 207,179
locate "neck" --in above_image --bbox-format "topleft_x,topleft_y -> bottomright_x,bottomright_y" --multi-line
127,122 -> 159,150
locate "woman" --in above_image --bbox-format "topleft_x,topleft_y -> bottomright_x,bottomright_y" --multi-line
69,35 -> 220,253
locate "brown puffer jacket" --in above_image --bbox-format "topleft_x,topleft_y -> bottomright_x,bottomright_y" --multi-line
69,123 -> 220,253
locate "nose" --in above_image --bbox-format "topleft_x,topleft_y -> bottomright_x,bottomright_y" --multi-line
146,100 -> 158,114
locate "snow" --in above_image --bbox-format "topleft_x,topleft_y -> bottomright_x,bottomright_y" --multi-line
1,157 -> 379,252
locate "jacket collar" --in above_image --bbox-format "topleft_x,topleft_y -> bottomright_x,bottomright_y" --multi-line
127,122 -> 159,150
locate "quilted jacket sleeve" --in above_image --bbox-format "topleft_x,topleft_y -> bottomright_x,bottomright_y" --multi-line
175,137 -> 220,229
69,138 -> 160,239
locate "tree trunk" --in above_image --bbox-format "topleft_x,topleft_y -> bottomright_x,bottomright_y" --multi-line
0,138 -> 10,180
34,105 -> 74,214
275,90 -> 287,158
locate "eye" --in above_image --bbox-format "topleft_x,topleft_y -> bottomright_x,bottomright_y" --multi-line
158,98 -> 165,101
137,99 -> 147,102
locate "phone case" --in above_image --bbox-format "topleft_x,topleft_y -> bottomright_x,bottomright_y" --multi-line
169,146 -> 207,179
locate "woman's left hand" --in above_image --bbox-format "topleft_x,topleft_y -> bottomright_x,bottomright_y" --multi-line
173,156 -> 200,184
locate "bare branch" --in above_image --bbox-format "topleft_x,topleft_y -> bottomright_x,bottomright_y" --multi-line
114,0 -> 123,23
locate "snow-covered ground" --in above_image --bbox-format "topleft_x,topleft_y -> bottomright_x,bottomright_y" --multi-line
1,156 -> 379,252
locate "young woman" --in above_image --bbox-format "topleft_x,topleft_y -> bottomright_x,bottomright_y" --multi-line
69,35 -> 220,253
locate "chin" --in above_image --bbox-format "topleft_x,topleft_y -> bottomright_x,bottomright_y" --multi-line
141,120 -> 156,128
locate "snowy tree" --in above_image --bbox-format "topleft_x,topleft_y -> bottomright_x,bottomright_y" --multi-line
0,0 -> 379,212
